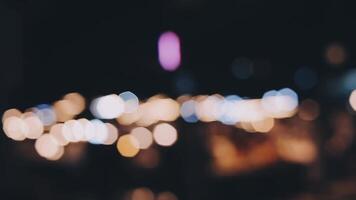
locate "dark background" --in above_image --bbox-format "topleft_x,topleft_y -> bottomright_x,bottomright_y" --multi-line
1,0 -> 356,199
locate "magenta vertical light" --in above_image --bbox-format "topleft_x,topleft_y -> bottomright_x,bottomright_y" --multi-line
158,31 -> 181,71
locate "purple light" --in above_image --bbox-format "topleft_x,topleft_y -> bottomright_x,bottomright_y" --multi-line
158,31 -> 181,71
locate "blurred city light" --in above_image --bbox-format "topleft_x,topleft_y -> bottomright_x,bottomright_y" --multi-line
153,123 -> 178,147
49,123 -> 69,146
63,92 -> 86,115
35,134 -> 64,160
2,108 -> 21,122
117,134 -> 140,157
180,100 -> 199,123
349,90 -> 356,111
130,127 -> 153,149
158,31 -> 181,71
22,113 -> 44,139
119,91 -> 139,113
90,94 -> 125,119
131,187 -> 155,200
3,116 -> 28,141
103,123 -> 119,145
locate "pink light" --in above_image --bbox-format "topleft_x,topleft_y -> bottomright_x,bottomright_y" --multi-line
158,31 -> 181,71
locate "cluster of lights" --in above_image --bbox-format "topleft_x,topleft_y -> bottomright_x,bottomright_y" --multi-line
179,88 -> 298,133
2,88 -> 300,161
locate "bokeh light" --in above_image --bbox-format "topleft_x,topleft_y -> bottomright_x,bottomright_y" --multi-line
90,94 -> 125,119
349,90 -> 356,111
180,100 -> 199,123
2,108 -> 21,122
103,123 -> 119,145
131,187 -> 155,200
63,120 -> 85,142
251,117 -> 275,133
49,123 -> 69,146
153,123 -> 178,147
35,134 -> 64,160
23,113 -> 44,139
3,116 -> 28,141
119,91 -> 139,113
89,119 -> 109,144
63,92 -> 86,115
34,104 -> 57,126
156,192 -> 178,200
158,31 -> 181,71
53,100 -> 77,122
117,135 -> 140,157
130,127 -> 153,149
261,88 -> 298,118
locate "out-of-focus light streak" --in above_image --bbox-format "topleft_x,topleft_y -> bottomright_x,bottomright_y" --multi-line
158,31 -> 181,71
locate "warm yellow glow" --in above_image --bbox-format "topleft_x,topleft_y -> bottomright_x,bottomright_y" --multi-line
23,114 -> 44,139
35,134 -> 64,160
2,108 -> 21,122
239,122 -> 256,133
117,135 -> 140,157
135,102 -> 159,127
63,92 -> 86,115
235,99 -> 266,122
49,123 -> 69,146
153,123 -> 178,147
130,127 -> 153,149
152,98 -> 180,121
131,187 -> 155,200
3,116 -> 28,141
53,100 -> 76,122
349,90 -> 356,111
276,137 -> 317,164
251,118 -> 274,133
103,123 -> 119,145
117,111 -> 141,125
